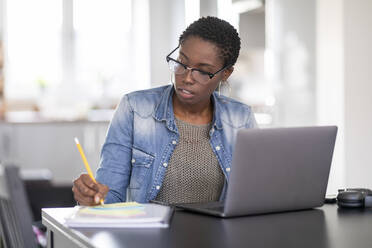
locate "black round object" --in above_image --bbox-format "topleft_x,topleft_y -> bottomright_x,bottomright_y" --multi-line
337,190 -> 365,208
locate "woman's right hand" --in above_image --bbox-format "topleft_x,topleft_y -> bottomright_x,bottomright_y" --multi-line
72,174 -> 109,206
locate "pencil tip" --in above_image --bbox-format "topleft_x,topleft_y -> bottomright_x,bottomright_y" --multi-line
74,137 -> 79,144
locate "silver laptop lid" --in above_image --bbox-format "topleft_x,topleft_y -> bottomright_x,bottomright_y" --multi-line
224,126 -> 337,216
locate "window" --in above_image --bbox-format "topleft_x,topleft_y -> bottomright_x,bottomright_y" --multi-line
73,0 -> 133,100
4,0 -> 150,111
5,0 -> 62,99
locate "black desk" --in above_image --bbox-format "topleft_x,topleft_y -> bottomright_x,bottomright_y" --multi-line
42,204 -> 372,248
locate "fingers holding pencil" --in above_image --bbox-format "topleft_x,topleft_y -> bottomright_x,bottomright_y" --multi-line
73,137 -> 108,205
92,183 -> 109,204
73,174 -> 109,206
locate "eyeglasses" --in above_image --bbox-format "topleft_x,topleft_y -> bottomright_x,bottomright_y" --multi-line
166,45 -> 231,85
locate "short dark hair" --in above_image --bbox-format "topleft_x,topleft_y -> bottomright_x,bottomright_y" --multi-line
179,16 -> 241,67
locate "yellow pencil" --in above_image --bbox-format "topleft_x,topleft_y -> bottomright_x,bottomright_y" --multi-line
74,137 -> 104,205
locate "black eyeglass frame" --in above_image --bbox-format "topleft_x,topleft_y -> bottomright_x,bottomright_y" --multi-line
166,45 -> 232,80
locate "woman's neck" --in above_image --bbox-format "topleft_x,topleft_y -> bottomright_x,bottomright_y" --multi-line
172,95 -> 213,125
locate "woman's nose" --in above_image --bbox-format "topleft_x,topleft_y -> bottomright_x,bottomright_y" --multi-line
183,68 -> 194,84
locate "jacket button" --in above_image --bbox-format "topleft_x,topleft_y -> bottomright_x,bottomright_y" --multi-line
172,140 -> 177,145
226,167 -> 231,172
163,162 -> 168,167
216,146 -> 221,151
131,159 -> 135,163
156,185 -> 161,190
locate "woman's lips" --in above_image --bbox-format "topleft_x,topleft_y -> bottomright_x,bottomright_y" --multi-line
177,87 -> 194,98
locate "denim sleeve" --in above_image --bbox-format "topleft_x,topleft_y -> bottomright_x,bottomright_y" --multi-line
245,108 -> 259,129
96,95 -> 133,203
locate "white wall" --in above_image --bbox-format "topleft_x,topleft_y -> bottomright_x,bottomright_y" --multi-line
0,0 -> 3,37
131,0 -> 151,90
266,0 -> 317,127
239,10 -> 265,50
268,0 -> 354,194
317,0 -> 372,191
313,0 -> 372,192
316,0 -> 345,194
200,0 -> 218,17
344,0 -> 372,189
149,0 -> 185,86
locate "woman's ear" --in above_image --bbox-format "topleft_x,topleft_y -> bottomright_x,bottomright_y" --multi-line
222,66 -> 234,81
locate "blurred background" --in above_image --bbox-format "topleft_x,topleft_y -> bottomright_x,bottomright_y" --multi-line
0,0 -> 371,213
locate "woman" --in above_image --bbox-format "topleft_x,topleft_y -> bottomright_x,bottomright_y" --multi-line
72,16 -> 257,206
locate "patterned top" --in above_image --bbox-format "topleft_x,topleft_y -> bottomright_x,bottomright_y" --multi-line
155,118 -> 225,204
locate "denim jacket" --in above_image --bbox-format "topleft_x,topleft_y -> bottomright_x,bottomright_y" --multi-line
96,84 -> 257,203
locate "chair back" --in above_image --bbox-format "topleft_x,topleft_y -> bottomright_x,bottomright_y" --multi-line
0,164 -> 37,248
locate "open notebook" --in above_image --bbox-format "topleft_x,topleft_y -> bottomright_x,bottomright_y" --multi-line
65,202 -> 174,228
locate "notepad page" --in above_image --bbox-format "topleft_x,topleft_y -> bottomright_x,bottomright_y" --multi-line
65,202 -> 173,228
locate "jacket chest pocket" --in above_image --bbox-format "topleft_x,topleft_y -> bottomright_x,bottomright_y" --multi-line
129,148 -> 154,189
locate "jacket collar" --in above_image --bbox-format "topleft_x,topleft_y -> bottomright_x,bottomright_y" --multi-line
153,85 -> 177,132
153,84 -> 223,131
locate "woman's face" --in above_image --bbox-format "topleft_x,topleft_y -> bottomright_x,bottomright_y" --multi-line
173,36 -> 233,107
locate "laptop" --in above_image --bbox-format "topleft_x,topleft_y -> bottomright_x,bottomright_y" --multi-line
175,126 -> 337,218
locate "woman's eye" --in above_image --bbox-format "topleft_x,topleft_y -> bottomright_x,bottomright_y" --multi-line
198,70 -> 210,76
